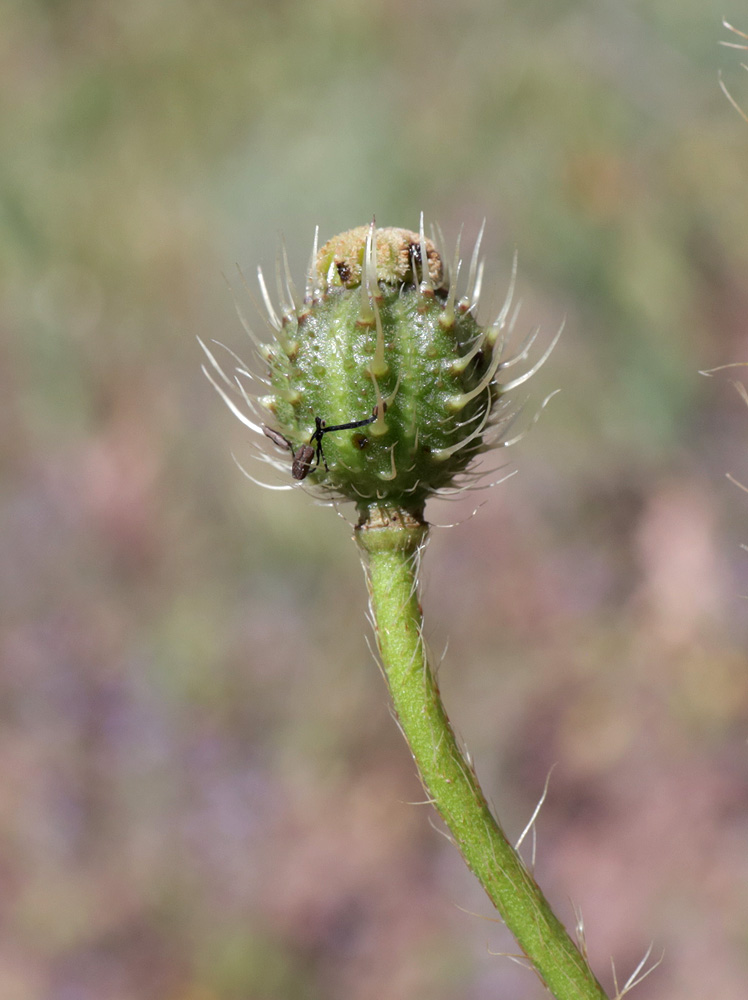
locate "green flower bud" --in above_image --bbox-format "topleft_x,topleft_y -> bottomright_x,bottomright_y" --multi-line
202,218 -> 558,523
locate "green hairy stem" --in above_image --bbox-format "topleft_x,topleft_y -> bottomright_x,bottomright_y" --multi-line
356,508 -> 609,1000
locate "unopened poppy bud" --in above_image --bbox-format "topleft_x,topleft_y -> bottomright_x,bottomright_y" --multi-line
202,217 -> 559,523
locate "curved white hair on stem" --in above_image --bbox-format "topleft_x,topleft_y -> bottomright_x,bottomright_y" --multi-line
720,20 -> 748,122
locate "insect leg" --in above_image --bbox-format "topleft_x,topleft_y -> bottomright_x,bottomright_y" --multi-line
263,424 -> 294,453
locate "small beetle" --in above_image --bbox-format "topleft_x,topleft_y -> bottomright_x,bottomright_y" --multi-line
263,405 -> 384,480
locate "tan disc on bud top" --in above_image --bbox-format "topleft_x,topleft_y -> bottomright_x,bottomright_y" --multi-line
316,226 -> 446,291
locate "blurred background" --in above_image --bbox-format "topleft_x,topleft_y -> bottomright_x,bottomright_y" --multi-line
2,1 -> 748,998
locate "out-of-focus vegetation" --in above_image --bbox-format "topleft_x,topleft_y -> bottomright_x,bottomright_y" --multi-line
2,2 -> 747,998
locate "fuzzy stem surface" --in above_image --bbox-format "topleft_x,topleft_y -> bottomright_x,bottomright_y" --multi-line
356,508 -> 609,1000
